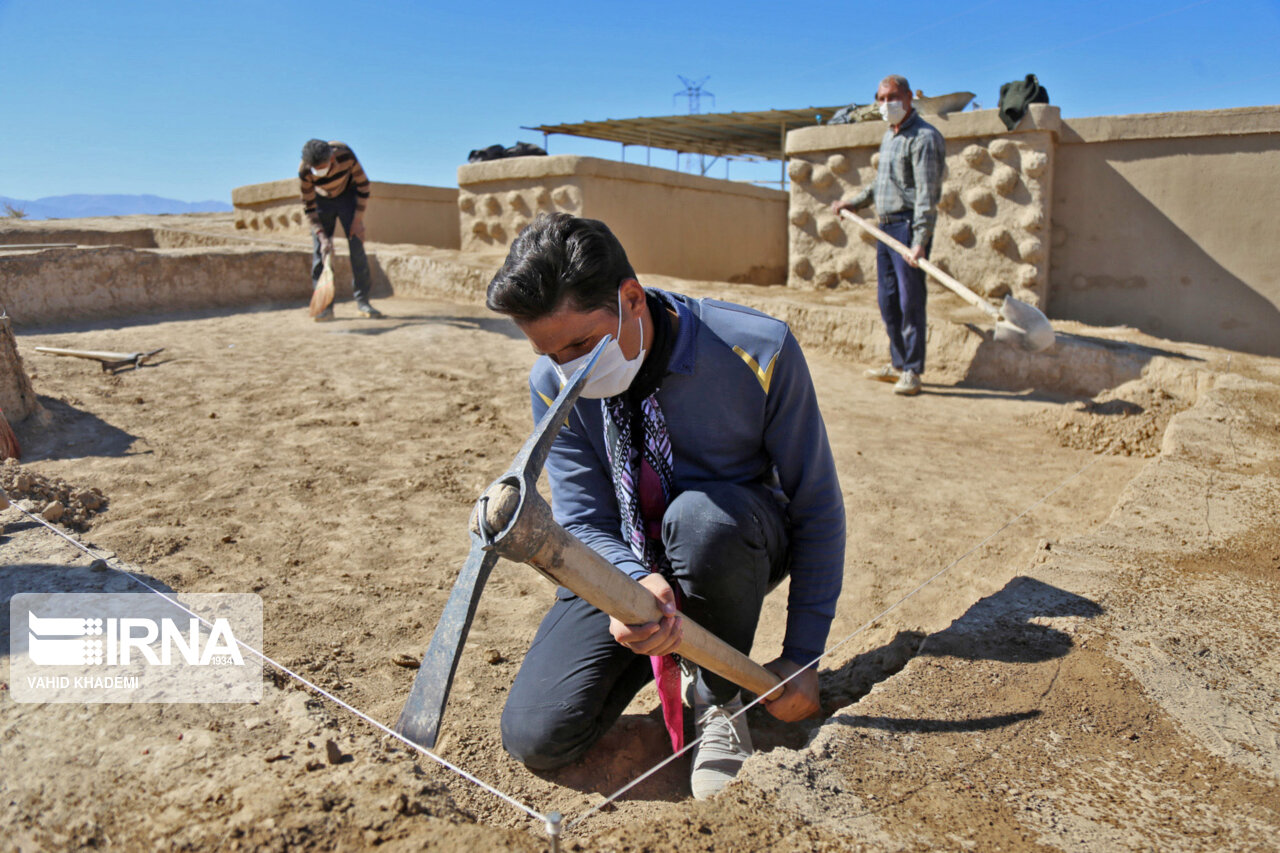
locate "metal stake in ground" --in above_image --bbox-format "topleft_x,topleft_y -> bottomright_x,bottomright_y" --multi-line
395,336 -> 784,749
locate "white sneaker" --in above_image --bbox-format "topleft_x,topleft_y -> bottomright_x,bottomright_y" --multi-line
864,364 -> 900,383
690,693 -> 753,799
680,659 -> 698,708
894,369 -> 922,396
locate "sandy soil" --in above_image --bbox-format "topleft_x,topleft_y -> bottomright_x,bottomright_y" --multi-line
1,275 -> 1277,850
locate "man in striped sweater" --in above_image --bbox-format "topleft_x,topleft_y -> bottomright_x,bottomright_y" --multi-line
299,139 -> 382,319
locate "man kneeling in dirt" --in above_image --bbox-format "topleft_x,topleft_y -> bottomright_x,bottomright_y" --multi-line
487,213 -> 845,798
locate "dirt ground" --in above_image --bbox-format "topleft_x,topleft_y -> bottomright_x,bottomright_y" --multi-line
2,247 -> 1278,850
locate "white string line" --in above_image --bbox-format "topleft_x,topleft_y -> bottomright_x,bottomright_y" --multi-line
568,452 -> 1102,831
6,501 -> 547,825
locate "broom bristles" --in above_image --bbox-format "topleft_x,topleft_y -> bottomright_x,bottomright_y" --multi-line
0,409 -> 19,460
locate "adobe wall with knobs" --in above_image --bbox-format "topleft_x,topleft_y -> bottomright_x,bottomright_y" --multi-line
785,104 -> 1280,357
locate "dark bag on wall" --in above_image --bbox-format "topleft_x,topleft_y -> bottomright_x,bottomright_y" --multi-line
467,141 -> 549,163
998,74 -> 1050,130
505,141 -> 547,158
467,144 -> 508,163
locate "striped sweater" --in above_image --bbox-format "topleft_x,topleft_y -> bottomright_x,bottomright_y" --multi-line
297,141 -> 370,230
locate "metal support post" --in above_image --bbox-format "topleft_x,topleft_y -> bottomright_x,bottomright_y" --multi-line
545,811 -> 562,852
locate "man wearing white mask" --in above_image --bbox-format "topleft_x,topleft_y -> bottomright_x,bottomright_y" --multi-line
298,138 -> 381,319
832,75 -> 945,396
488,213 -> 845,799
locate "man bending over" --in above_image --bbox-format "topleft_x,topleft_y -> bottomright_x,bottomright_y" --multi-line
487,213 -> 845,798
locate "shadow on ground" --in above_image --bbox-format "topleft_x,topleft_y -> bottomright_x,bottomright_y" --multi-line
523,577 -> 1104,804
15,397 -> 143,462
825,577 -> 1102,736
0,557 -> 178,646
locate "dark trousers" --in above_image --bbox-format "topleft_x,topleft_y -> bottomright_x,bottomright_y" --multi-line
310,185 -> 371,303
875,219 -> 929,374
500,481 -> 790,770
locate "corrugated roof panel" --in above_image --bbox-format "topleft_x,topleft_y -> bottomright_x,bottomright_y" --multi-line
525,105 -> 848,160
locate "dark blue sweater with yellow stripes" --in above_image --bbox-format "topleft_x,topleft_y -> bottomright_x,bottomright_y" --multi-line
529,288 -> 845,664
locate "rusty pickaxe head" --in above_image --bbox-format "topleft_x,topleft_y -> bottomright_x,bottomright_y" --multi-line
394,336 -> 612,749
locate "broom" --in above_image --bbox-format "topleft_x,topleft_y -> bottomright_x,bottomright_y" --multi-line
309,254 -> 336,317
0,405 -> 19,460
0,308 -> 23,460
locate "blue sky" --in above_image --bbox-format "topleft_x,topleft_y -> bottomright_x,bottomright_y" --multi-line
1,0 -> 1277,202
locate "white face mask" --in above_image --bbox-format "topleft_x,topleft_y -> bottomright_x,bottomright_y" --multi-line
880,99 -> 907,125
311,164 -> 331,177
553,290 -> 646,399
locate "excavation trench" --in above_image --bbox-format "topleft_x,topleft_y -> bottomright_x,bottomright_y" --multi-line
2,215 -> 1271,849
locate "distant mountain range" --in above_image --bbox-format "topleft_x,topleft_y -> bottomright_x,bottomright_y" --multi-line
0,194 -> 232,220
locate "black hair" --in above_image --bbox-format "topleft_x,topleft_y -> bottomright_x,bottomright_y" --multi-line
486,213 -> 636,320
301,139 -> 333,167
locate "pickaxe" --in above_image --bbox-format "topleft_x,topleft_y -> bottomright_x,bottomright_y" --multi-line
396,337 -> 784,749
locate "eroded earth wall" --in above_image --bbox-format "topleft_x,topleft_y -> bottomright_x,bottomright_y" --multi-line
0,315 -> 38,422
0,247 -> 312,326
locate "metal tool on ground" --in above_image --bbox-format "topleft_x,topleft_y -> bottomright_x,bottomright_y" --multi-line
395,336 -> 785,749
839,209 -> 1055,352
309,254 -> 336,318
34,346 -> 165,372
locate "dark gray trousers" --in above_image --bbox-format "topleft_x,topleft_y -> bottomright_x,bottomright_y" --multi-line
310,185 -> 371,303
500,481 -> 789,769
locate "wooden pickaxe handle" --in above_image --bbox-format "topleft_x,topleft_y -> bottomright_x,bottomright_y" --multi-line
477,480 -> 785,700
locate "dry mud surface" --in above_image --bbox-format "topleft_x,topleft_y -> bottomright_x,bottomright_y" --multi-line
2,284 -> 1278,850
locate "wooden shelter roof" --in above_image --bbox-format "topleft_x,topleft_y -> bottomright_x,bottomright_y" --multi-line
524,106 -> 848,160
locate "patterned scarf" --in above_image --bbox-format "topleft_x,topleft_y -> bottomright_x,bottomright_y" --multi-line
603,394 -> 675,575
601,292 -> 684,751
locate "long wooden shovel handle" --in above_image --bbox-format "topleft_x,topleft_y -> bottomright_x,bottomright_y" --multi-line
839,210 -> 999,320
35,347 -> 145,361
480,483 -> 785,700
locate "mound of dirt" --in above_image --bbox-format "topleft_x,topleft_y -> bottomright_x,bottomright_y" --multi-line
1019,380 -> 1186,457
1,458 -> 107,529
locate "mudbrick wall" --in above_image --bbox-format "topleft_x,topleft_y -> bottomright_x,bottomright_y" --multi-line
230,180 -> 461,249
456,155 -> 789,284
785,104 -> 1280,357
